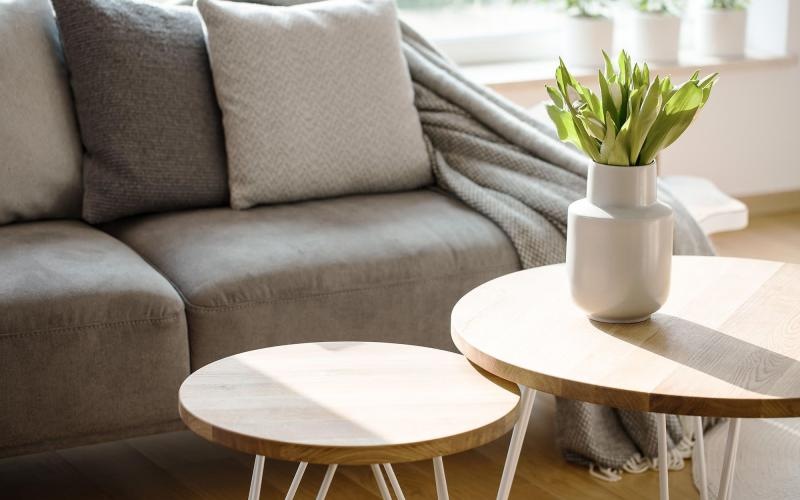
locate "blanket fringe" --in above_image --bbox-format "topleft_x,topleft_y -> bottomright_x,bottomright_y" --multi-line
588,434 -> 695,482
589,464 -> 622,482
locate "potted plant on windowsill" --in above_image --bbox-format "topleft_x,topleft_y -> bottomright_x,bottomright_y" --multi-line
693,0 -> 749,58
546,50 -> 717,322
622,0 -> 682,63
560,0 -> 613,68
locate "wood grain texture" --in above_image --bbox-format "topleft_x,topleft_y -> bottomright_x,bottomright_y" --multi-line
452,256 -> 800,418
179,342 -> 520,465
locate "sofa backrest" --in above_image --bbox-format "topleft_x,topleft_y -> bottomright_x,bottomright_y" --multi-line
0,0 -> 83,226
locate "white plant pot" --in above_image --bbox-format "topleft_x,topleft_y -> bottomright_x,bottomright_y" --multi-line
566,162 -> 673,323
623,11 -> 681,63
561,15 -> 614,68
693,8 -> 747,58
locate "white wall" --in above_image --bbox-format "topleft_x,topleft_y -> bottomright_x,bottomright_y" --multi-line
482,0 -> 799,198
659,0 -> 800,197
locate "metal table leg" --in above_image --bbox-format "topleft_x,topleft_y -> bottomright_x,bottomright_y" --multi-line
496,386 -> 536,500
383,463 -> 406,500
694,416 -> 708,500
718,419 -> 741,500
285,462 -> 307,500
315,464 -> 337,500
433,456 -> 449,500
248,455 -> 265,500
371,464 -> 392,500
657,413 -> 669,500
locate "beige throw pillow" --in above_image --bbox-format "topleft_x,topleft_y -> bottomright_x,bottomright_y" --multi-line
197,0 -> 432,209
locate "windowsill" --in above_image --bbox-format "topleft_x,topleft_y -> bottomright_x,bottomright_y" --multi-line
460,51 -> 798,88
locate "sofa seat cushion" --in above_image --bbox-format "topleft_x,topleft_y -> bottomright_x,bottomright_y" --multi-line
106,190 -> 520,368
0,221 -> 189,457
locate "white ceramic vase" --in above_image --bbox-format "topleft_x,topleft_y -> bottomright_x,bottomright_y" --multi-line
693,8 -> 747,58
561,15 -> 614,68
566,162 -> 673,323
623,11 -> 681,63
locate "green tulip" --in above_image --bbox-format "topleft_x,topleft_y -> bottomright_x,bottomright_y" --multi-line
545,50 -> 718,166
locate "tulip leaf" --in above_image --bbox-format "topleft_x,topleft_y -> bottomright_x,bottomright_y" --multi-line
545,50 -> 717,166
546,86 -> 564,109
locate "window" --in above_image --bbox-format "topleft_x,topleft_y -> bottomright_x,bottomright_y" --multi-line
398,0 -> 562,65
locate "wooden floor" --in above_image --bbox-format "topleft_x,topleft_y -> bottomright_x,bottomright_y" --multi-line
707,211 -> 800,264
2,211 -> 798,500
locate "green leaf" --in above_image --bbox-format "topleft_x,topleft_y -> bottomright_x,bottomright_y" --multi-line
546,85 -> 564,109
598,111 -> 618,164
628,79 -> 662,164
639,83 -> 704,163
598,71 -> 617,123
571,110 -> 602,161
578,112 -> 606,140
616,80 -> 629,130
555,66 -> 568,100
698,72 -> 719,88
548,50 -> 717,166
664,81 -> 704,114
618,51 -> 629,86
660,76 -> 672,97
602,50 -> 616,80
607,122 -> 631,166
546,104 -> 581,150
574,83 -> 602,119
698,73 -> 719,105
633,63 -> 642,88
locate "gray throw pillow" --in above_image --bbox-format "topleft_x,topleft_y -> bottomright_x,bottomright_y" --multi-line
197,0 -> 432,210
52,0 -> 229,224
0,0 -> 82,225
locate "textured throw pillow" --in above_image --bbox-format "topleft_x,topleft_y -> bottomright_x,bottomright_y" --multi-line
52,0 -> 229,224
197,0 -> 432,210
0,0 -> 82,225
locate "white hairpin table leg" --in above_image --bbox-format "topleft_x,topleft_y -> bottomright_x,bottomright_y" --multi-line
315,464 -> 337,500
694,417 -> 708,500
371,464 -> 392,500
496,386 -> 536,500
718,419 -> 741,500
284,462 -> 307,500
248,455 -> 265,500
657,413 -> 669,500
383,464 -> 406,500
433,456 -> 448,500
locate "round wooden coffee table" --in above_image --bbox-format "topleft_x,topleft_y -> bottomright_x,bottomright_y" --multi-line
452,256 -> 800,500
179,342 -> 520,500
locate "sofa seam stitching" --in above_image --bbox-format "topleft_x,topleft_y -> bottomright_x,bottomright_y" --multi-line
183,266 -> 515,314
0,313 -> 183,340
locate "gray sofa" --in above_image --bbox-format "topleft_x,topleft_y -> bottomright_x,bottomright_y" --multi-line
1,190 -> 519,458
0,0 -> 520,456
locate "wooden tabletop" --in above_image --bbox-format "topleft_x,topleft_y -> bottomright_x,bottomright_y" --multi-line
179,342 -> 520,464
452,256 -> 800,418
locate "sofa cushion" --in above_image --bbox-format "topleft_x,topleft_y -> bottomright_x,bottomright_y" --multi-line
51,0 -> 229,224
106,190 -> 519,368
0,0 -> 82,225
0,221 -> 189,457
196,0 -> 431,210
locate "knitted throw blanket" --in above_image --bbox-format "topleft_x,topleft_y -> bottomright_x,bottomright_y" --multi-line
400,23 -> 715,472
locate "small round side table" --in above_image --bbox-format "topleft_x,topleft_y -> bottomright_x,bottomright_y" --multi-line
452,256 -> 800,500
179,342 -> 520,499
